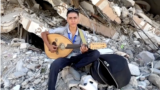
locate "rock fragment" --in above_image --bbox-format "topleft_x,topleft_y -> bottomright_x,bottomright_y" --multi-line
128,64 -> 140,76
12,85 -> 20,90
148,74 -> 160,89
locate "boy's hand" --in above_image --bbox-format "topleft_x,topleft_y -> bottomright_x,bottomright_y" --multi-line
48,44 -> 57,53
80,44 -> 88,54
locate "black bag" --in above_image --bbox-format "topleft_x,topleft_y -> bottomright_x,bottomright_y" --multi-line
90,54 -> 131,89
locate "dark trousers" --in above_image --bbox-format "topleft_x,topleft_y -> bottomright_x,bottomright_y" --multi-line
48,50 -> 100,90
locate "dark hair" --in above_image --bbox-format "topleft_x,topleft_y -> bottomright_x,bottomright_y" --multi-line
66,8 -> 79,16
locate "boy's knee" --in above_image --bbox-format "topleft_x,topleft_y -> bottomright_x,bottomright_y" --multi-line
50,60 -> 61,69
92,50 -> 100,58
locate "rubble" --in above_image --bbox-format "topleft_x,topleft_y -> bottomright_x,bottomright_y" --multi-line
69,67 -> 81,81
91,0 -> 121,24
128,64 -> 140,76
122,0 -> 135,7
12,85 -> 21,90
1,0 -> 160,90
148,74 -> 160,89
138,51 -> 155,65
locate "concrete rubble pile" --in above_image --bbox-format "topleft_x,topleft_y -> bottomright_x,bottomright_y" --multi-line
1,0 -> 160,90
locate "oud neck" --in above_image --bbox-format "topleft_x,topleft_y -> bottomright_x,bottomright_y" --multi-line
65,44 -> 88,49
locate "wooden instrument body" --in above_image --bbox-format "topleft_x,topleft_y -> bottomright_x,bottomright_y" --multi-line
44,34 -> 73,59
44,34 -> 107,59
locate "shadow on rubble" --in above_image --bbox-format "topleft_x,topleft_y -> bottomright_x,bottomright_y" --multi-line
1,26 -> 44,51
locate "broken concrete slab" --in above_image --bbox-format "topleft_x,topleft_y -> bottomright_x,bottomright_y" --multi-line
128,64 -> 140,76
20,43 -> 29,49
148,74 -> 160,89
20,14 -> 49,37
137,13 -> 160,29
154,61 -> 160,69
134,31 -> 160,45
150,68 -> 160,75
79,14 -> 117,37
135,1 -> 150,12
112,5 -> 121,17
9,71 -> 26,79
11,38 -> 25,47
1,8 -> 22,33
133,15 -> 160,37
0,2 -> 4,10
121,0 -> 135,7
133,15 -> 146,29
40,2 -> 116,37
69,67 -> 80,81
80,1 -> 95,14
121,6 -> 129,18
91,0 -> 121,24
138,51 -> 155,65
12,85 -> 21,90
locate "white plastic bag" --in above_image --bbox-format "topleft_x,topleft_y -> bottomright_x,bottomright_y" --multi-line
79,75 -> 98,90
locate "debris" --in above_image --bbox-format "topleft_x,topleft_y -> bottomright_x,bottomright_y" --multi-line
128,64 -> 140,76
3,79 -> 10,88
69,67 -> 80,81
138,81 -> 147,89
30,87 -> 34,90
125,50 -> 134,59
64,74 -> 74,83
80,1 -> 95,14
140,76 -> 146,81
115,51 -> 130,58
20,43 -> 29,49
27,64 -> 40,71
135,1 -> 150,12
1,0 -> 160,90
138,51 -> 155,65
121,7 -> 129,18
91,0 -> 121,24
34,79 -> 41,84
121,84 -> 135,90
68,80 -> 79,88
16,60 -> 28,73
1,8 -> 22,33
13,54 -> 17,59
150,68 -> 160,75
9,72 -> 26,79
121,0 -> 135,7
97,48 -> 114,55
61,67 -> 70,81
11,38 -> 25,47
25,50 -> 32,55
148,74 -> 160,89
154,61 -> 160,69
112,5 -> 121,17
129,76 -> 138,88
0,39 -> 6,44
79,75 -> 98,90
12,85 -> 20,90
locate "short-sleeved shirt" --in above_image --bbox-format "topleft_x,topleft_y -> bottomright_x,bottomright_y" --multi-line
49,24 -> 87,57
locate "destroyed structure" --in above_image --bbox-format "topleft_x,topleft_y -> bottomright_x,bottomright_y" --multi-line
1,0 -> 160,90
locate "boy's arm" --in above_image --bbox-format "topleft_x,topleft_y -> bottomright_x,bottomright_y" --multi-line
41,31 -> 50,48
41,27 -> 65,52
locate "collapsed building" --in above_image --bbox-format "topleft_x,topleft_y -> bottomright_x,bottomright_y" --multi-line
1,0 -> 160,90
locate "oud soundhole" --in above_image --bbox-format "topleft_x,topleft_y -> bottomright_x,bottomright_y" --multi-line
52,41 -> 58,54
52,42 -> 57,47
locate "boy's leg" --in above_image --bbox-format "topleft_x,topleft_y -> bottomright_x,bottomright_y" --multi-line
48,57 -> 71,90
71,50 -> 100,69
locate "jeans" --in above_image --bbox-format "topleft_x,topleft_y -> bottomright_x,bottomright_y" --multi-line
48,50 -> 100,90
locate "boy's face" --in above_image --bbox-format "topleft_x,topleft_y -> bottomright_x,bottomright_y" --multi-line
67,12 -> 79,28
